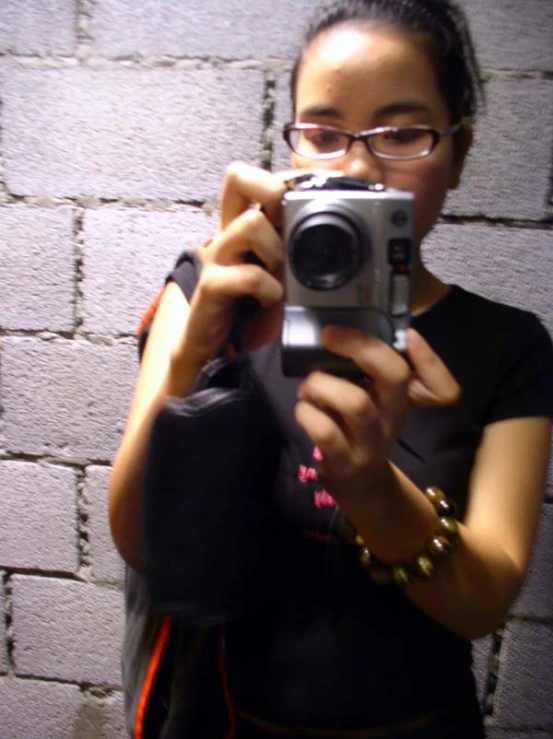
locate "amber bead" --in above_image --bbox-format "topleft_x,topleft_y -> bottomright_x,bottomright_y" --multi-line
414,554 -> 435,578
370,565 -> 393,586
340,518 -> 358,544
438,517 -> 459,537
358,547 -> 372,569
427,535 -> 453,558
436,498 -> 458,517
425,486 -> 445,506
392,565 -> 412,588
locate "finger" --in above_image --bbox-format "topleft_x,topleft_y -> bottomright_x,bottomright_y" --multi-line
197,262 -> 283,309
405,328 -> 460,407
294,399 -> 351,470
209,208 -> 282,274
320,325 -> 411,407
220,162 -> 288,229
297,371 -> 376,443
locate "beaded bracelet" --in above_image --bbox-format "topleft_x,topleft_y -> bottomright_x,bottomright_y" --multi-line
340,486 -> 459,588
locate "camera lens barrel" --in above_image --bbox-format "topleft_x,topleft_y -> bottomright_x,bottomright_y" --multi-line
288,201 -> 370,292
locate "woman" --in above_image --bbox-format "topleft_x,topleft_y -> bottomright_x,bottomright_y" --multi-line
109,1 -> 553,736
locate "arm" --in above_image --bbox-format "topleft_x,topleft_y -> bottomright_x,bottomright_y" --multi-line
295,326 -> 552,640
407,415 -> 551,639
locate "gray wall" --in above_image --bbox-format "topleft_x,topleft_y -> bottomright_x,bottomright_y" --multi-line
0,1 -> 552,737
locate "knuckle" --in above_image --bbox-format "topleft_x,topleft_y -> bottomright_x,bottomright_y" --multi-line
224,160 -> 247,183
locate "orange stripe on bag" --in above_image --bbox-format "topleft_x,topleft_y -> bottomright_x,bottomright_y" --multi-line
134,615 -> 172,739
136,289 -> 164,339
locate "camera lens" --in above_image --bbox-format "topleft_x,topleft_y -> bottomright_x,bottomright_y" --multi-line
289,205 -> 368,291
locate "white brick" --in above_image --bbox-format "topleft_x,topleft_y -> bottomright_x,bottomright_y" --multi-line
2,68 -> 264,200
0,461 -> 78,573
512,505 -> 553,620
82,208 -> 217,335
446,79 -> 553,220
72,690 -> 127,739
86,466 -> 125,583
422,224 -> 553,333
494,621 -> 553,729
0,677 -> 82,739
92,0 -> 321,59
0,205 -> 75,332
463,0 -> 553,71
12,576 -> 124,686
2,338 -> 136,462
0,0 -> 76,56
472,635 -> 492,705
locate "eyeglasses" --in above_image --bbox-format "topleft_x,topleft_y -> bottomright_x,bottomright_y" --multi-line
282,122 -> 463,161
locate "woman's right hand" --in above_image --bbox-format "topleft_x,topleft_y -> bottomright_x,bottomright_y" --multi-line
175,162 -> 293,373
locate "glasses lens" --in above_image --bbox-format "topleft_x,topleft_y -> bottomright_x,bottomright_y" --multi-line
288,127 -> 348,158
371,128 -> 434,159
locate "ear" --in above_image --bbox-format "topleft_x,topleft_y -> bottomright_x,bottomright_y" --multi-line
448,124 -> 473,190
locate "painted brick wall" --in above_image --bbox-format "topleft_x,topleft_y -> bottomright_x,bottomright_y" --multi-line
0,1 -> 551,737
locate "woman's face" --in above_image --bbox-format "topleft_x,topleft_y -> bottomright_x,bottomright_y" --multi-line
292,25 -> 469,248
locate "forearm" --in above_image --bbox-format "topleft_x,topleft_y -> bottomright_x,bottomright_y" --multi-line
340,464 -> 523,640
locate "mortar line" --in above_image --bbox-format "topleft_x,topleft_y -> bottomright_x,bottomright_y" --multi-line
1,571 -> 15,675
260,72 -> 276,171
75,466 -> 92,575
73,206 -> 86,333
76,0 -> 98,62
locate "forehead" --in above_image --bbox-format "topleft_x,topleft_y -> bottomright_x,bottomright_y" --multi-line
295,25 -> 448,122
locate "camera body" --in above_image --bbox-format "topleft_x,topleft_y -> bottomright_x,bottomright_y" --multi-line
281,174 -> 414,377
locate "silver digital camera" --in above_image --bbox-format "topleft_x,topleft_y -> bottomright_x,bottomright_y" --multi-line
281,173 -> 414,377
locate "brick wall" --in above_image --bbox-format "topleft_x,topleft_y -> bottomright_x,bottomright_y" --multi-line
0,1 -> 551,737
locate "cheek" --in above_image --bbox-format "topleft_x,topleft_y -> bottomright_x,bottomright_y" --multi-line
389,162 -> 453,245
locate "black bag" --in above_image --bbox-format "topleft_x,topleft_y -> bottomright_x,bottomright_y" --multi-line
141,251 -> 284,625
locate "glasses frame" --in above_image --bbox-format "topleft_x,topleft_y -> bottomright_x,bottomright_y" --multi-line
282,121 -> 464,161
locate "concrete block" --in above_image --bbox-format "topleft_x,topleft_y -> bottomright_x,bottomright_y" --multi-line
463,0 -> 553,71
82,208 -> 217,336
0,461 -> 78,573
0,579 -> 8,674
512,504 -> 553,620
2,337 -> 137,462
92,0 -> 322,59
11,575 -> 124,686
446,79 -> 553,220
72,690 -> 127,739
0,0 -> 76,56
422,224 -> 553,333
493,621 -> 553,729
486,731 -> 551,739
2,68 -> 264,200
86,466 -> 125,583
0,205 -> 75,332
472,635 -> 492,705
0,677 -> 82,739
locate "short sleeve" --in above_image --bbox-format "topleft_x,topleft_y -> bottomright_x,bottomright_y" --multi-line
166,249 -> 202,302
486,311 -> 553,424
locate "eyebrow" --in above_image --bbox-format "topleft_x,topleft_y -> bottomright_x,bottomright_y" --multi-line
297,101 -> 432,120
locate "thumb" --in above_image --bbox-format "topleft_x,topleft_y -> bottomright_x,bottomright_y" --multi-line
406,328 -> 461,407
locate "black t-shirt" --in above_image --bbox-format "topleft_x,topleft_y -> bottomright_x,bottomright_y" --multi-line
170,259 -> 553,728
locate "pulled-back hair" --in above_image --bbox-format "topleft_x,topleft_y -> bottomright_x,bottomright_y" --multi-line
290,0 -> 484,123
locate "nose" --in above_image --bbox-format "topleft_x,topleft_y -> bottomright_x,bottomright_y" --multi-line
340,140 -> 385,184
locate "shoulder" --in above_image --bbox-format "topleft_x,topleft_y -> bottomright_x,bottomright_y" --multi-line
415,285 -> 553,424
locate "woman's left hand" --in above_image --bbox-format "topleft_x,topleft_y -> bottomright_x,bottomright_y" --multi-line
294,326 -> 460,502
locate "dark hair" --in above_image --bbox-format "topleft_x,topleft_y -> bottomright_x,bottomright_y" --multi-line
290,0 -> 484,124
